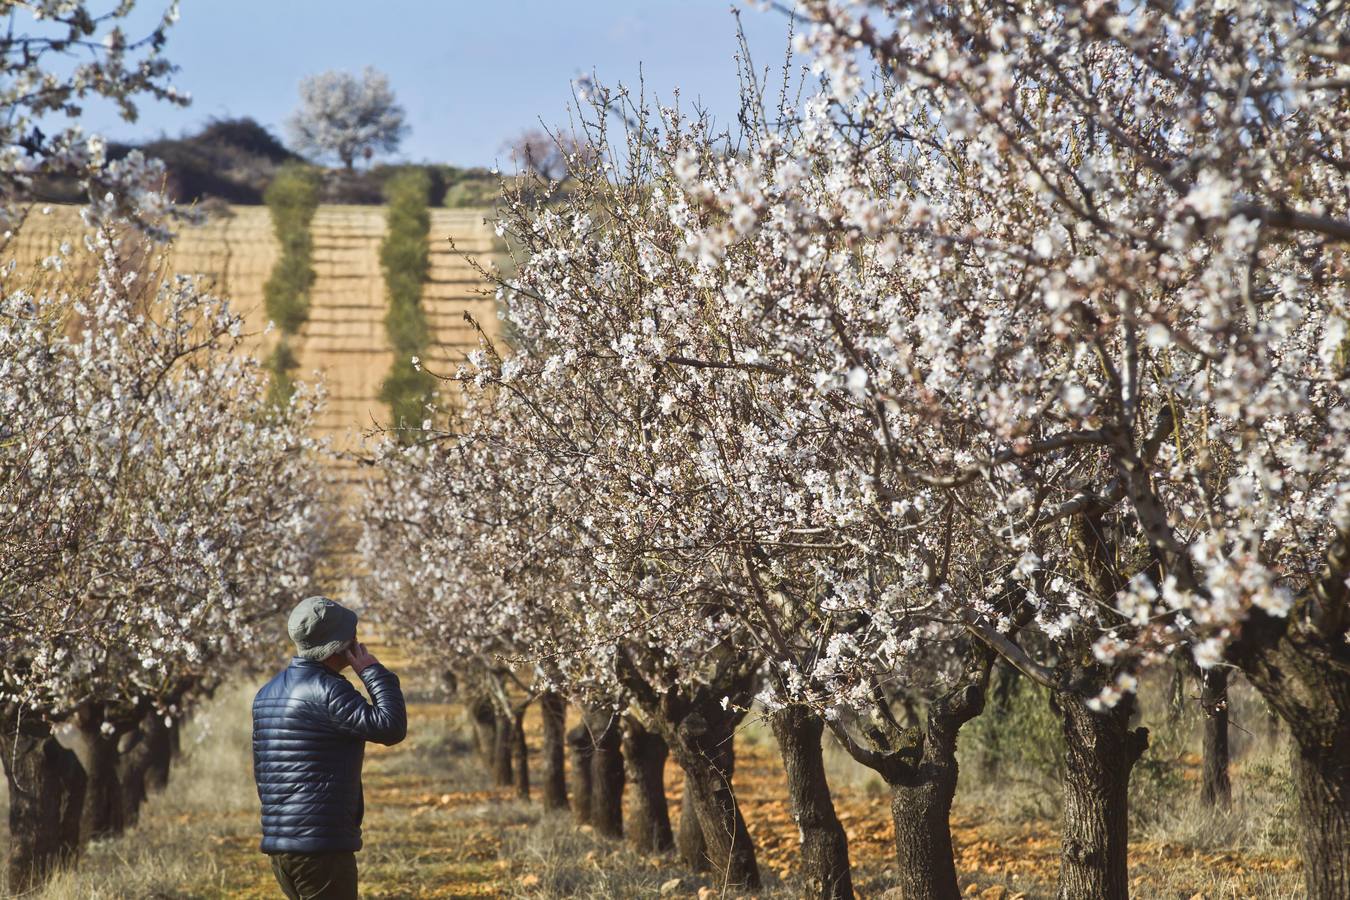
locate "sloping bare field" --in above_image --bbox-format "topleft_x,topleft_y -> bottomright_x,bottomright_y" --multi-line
7,204 -> 501,462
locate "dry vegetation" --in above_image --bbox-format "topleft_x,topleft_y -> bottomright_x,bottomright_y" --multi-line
0,643 -> 1301,899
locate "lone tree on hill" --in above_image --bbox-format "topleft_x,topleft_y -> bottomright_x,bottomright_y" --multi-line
286,67 -> 408,169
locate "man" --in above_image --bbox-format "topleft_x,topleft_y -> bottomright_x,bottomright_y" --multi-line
253,596 -> 407,900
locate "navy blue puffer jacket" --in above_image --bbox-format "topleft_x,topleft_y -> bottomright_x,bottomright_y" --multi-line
252,657 -> 407,853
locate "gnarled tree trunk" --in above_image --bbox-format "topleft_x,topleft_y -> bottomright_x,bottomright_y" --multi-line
491,709 -> 514,788
888,771 -> 959,900
0,716 -> 86,892
566,723 -> 595,826
884,706 -> 967,900
615,643 -> 761,888
540,692 -> 568,810
622,716 -> 673,853
142,712 -> 173,793
116,723 -> 154,828
669,707 -> 760,890
1289,730 -> 1350,900
1198,667 -> 1231,807
1231,603 -> 1350,899
676,776 -> 708,871
1053,692 -> 1148,900
511,705 -> 530,801
471,695 -> 497,771
828,649 -> 994,900
770,705 -> 853,900
587,710 -> 624,838
75,705 -> 126,842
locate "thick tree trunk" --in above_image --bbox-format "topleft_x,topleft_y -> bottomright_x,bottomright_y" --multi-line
588,711 -> 624,839
827,650 -> 993,900
510,706 -> 530,801
1198,668 -> 1231,808
116,724 -> 154,828
676,776 -> 708,872
491,709 -> 514,788
622,717 -> 673,854
1225,594 -> 1350,899
1054,694 -> 1148,900
0,718 -> 86,892
888,774 -> 960,900
540,692 -> 567,811
566,723 -> 595,826
613,644 -> 760,885
471,696 -> 497,771
880,718 -> 963,900
770,705 -> 853,900
75,708 -> 126,842
1290,733 -> 1350,899
671,710 -> 761,890
142,712 -> 173,793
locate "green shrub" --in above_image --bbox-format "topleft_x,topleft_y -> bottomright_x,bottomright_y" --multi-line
381,169 -> 431,349
266,339 -> 298,407
442,175 -> 497,208
263,163 -> 321,335
263,164 -> 320,399
381,358 -> 438,432
378,169 -> 438,436
959,670 -> 1065,820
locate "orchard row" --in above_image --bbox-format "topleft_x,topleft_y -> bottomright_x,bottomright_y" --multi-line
360,4 -> 1350,898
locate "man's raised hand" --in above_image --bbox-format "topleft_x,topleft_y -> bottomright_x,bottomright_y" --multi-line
345,641 -> 378,674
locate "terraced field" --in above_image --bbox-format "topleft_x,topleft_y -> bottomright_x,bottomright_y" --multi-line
9,203 -> 502,465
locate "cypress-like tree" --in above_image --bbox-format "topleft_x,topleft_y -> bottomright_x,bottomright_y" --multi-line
378,168 -> 437,437
262,163 -> 321,402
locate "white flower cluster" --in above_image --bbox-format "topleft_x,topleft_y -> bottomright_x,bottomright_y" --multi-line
367,0 -> 1347,791
0,2 -> 191,236
1,226 -> 328,731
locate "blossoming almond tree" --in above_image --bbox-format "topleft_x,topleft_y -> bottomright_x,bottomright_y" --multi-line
0,1 -> 190,237
361,361 -> 769,878
687,2 -> 1347,896
360,430 -> 572,803
549,77 -> 1132,898
0,231 -> 327,889
365,1 -> 1345,896
286,67 -> 408,171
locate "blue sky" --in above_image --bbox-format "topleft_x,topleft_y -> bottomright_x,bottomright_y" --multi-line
75,1 -> 799,168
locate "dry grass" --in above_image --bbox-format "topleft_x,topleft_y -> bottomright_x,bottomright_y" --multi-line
2,681 -> 265,899
1,657 -> 1305,899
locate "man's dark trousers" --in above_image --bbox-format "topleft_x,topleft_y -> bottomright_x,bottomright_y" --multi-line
269,851 -> 357,900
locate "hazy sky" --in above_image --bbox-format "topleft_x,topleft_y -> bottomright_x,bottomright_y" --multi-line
75,1 -> 799,168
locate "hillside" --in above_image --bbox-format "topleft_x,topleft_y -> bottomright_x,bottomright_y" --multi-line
28,117 -> 499,208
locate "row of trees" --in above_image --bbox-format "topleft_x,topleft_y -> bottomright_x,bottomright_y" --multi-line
1,3 -> 329,891
0,230 -> 331,890
378,169 -> 439,432
361,2 -> 1349,898
261,163 -> 322,403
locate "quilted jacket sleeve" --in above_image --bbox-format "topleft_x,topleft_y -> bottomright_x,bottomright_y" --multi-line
322,663 -> 407,745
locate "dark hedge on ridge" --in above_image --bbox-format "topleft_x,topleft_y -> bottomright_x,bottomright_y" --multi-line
262,163 -> 321,402
378,169 -> 438,438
